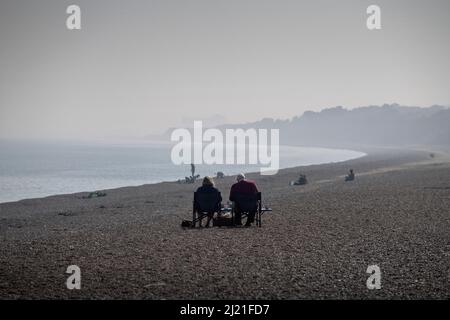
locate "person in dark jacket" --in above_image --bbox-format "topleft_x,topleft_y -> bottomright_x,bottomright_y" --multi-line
345,169 -> 355,181
229,173 -> 259,227
194,176 -> 222,227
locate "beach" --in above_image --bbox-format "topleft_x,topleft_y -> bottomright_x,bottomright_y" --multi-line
1,147 -> 449,299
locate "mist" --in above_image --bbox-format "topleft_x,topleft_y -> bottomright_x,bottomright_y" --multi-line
1,0 -> 450,140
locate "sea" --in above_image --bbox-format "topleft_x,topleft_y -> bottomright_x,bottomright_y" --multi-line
0,140 -> 365,203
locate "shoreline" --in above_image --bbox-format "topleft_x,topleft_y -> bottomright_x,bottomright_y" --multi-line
1,146 -> 450,299
0,144 -> 367,205
0,146 -> 439,209
1,144 -> 441,207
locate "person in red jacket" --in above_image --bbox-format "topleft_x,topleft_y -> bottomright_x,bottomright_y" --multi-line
229,173 -> 259,227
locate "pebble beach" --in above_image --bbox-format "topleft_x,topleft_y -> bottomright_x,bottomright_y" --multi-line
1,147 -> 449,299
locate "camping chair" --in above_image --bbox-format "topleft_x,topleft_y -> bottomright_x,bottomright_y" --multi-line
232,192 -> 263,227
192,191 -> 222,227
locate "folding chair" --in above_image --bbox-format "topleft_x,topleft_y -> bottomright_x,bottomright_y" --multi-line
232,192 -> 263,227
192,191 -> 222,227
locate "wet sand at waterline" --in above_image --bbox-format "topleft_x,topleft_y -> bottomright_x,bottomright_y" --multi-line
1,147 -> 449,299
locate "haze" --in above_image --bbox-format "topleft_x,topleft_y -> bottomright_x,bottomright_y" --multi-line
0,0 -> 449,140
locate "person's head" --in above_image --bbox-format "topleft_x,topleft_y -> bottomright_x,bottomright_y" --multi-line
236,173 -> 245,182
202,176 -> 215,187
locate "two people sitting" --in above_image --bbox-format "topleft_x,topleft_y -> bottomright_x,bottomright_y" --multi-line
194,173 -> 259,227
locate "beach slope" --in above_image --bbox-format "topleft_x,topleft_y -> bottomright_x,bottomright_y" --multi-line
1,148 -> 449,299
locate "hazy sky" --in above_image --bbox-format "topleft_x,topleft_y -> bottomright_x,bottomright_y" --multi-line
1,0 -> 449,140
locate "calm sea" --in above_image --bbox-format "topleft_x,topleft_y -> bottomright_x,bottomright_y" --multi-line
0,140 -> 365,203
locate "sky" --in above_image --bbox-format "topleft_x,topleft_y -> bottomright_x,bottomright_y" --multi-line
0,0 -> 449,140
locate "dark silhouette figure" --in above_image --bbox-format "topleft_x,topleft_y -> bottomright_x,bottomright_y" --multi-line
216,171 -> 225,179
185,174 -> 200,184
345,169 -> 355,181
194,176 -> 222,227
229,173 -> 259,227
293,174 -> 308,185
191,163 -> 196,177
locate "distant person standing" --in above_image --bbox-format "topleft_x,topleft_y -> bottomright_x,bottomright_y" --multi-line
191,163 -> 196,177
229,173 -> 259,227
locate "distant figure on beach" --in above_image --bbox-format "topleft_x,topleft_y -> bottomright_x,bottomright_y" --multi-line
181,164 -> 199,183
191,163 -> 196,177
185,174 -> 200,184
292,174 -> 308,186
216,171 -> 225,179
194,176 -> 222,227
345,169 -> 355,181
229,173 -> 259,227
